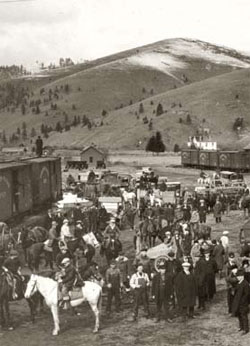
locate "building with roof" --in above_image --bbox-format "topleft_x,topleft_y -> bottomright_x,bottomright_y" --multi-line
80,146 -> 107,168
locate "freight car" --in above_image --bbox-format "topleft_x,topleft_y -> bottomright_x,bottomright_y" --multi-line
181,149 -> 250,171
0,157 -> 62,222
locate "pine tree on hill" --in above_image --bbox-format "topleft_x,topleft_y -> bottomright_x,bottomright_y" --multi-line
155,131 -> 165,153
146,135 -> 156,152
156,103 -> 163,116
139,103 -> 144,114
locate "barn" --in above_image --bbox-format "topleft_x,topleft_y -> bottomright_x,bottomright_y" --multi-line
80,146 -> 106,168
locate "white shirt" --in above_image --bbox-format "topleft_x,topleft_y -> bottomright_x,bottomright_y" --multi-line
220,235 -> 229,249
130,272 -> 150,289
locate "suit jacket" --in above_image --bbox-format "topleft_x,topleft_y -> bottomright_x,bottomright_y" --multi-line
232,279 -> 250,314
152,272 -> 174,303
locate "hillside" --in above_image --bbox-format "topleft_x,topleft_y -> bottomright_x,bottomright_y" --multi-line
44,68 -> 250,150
1,38 -> 250,149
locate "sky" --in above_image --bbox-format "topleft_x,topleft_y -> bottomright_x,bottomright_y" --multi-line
0,0 -> 250,69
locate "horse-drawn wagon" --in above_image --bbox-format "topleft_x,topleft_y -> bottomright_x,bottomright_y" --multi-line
146,242 -> 175,272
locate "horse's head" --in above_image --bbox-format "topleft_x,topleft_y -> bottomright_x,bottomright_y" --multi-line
25,274 -> 38,299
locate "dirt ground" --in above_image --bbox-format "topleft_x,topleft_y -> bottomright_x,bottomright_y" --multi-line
1,159 -> 250,346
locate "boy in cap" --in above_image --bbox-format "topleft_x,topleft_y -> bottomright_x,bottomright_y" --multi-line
105,260 -> 122,315
232,269 -> 249,335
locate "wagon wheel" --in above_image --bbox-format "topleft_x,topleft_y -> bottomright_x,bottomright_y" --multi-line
154,255 -> 169,272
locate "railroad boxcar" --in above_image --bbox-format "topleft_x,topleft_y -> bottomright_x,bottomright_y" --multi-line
230,152 -> 244,171
0,162 -> 33,221
199,151 -> 210,168
190,149 -> 199,167
28,157 -> 62,206
181,150 -> 191,167
209,151 -> 219,169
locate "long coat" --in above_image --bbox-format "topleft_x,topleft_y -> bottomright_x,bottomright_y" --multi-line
212,244 -> 224,271
175,271 -> 196,308
194,258 -> 207,298
213,202 -> 222,218
232,279 -> 250,315
204,257 -> 217,298
152,272 -> 174,304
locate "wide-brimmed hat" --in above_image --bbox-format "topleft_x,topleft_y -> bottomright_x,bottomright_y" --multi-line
63,219 -> 69,224
182,262 -> 191,268
223,231 -> 229,235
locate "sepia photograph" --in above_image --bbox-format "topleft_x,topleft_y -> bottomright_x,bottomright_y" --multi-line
0,0 -> 250,345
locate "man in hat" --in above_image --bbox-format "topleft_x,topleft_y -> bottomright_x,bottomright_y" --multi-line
60,219 -> 74,243
232,269 -> 249,335
130,263 -> 150,321
226,264 -> 238,314
59,257 -> 77,309
220,230 -> 229,261
175,262 -> 197,320
75,220 -> 84,240
103,217 -> 121,246
203,249 -> 218,301
213,198 -> 223,223
56,247 -> 72,269
152,261 -> 174,323
198,199 -> 207,224
3,249 -> 22,299
105,260 -> 122,315
194,253 -> 208,310
115,251 -> 130,293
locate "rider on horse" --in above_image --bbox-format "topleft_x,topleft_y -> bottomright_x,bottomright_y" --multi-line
58,257 -> 77,309
2,249 -> 23,299
103,218 -> 120,246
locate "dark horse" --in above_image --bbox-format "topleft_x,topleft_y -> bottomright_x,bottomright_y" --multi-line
62,237 -> 96,264
19,226 -> 57,272
100,237 -> 122,265
140,217 -> 158,248
0,271 -> 43,330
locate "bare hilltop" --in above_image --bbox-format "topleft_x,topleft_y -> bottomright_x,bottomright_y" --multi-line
1,38 -> 250,150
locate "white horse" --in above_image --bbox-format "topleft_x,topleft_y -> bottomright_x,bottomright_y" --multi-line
25,274 -> 102,335
120,188 -> 136,205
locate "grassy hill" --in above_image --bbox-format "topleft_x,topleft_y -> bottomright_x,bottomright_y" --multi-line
44,68 -> 250,150
1,38 -> 250,150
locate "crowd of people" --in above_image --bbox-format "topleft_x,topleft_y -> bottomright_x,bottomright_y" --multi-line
0,171 -> 250,336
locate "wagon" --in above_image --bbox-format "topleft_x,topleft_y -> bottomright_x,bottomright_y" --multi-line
147,242 -> 176,272
98,196 -> 122,216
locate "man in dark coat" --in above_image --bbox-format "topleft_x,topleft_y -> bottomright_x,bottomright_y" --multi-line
226,264 -> 238,314
198,200 -> 207,224
152,262 -> 174,322
105,260 -> 122,315
232,269 -> 250,335
175,262 -> 197,320
203,250 -> 218,301
194,254 -> 207,310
